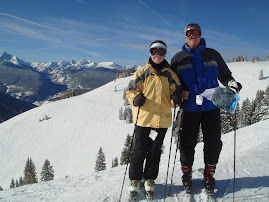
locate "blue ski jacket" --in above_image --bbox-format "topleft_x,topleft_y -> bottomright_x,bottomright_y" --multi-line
171,38 -> 234,112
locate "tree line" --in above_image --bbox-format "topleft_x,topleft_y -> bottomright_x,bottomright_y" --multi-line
227,56 -> 269,63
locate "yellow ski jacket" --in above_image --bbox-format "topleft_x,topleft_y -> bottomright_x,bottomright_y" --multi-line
126,62 -> 181,128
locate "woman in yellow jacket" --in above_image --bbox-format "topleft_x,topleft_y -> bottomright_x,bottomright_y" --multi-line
126,40 -> 182,197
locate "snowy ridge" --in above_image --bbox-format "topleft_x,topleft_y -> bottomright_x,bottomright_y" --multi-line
0,52 -> 128,72
0,52 -> 30,67
0,61 -> 269,201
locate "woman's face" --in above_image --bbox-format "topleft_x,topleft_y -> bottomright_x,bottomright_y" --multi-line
151,54 -> 165,64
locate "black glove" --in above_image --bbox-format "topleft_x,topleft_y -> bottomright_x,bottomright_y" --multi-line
171,91 -> 182,106
133,93 -> 146,107
228,80 -> 242,93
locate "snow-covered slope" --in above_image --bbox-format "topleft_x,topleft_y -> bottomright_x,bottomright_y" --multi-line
0,61 -> 268,201
0,120 -> 268,201
0,77 -> 133,190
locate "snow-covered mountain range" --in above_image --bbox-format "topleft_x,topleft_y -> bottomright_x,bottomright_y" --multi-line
0,61 -> 268,201
0,52 -> 135,103
0,52 -> 129,72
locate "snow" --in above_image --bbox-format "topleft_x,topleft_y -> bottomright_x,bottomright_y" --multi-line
0,61 -> 269,201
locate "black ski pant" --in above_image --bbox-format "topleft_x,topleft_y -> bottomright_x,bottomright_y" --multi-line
129,126 -> 167,181
179,108 -> 222,166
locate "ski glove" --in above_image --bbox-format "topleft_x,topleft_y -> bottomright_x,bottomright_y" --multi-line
133,93 -> 146,107
228,80 -> 242,93
171,91 -> 182,106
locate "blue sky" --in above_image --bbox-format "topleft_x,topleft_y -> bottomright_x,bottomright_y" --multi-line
0,0 -> 269,66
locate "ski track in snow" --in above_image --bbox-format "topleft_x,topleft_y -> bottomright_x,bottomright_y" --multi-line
0,61 -> 269,201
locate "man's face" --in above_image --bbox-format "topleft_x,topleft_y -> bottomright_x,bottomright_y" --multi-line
185,26 -> 201,49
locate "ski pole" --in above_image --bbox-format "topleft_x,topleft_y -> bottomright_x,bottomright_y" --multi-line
167,102 -> 185,196
233,109 -> 237,202
119,107 -> 140,202
164,106 -> 177,201
167,135 -> 179,196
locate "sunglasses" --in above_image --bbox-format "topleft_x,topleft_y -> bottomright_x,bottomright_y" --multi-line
185,28 -> 201,38
150,48 -> 166,56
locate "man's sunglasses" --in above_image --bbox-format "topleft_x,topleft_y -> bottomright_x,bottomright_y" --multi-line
185,28 -> 201,38
150,48 -> 166,56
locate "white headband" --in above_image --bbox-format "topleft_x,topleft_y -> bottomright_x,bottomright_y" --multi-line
150,42 -> 167,50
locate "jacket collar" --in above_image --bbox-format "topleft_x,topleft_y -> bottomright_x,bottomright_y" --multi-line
182,38 -> 206,55
147,59 -> 169,74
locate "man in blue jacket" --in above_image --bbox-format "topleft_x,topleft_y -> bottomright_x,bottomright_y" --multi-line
171,23 -> 242,195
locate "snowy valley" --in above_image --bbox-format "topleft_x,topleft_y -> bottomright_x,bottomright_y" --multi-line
0,61 -> 268,201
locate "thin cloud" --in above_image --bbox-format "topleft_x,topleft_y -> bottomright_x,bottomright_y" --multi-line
122,17 -> 136,23
75,0 -> 89,4
137,0 -> 170,26
0,12 -> 81,39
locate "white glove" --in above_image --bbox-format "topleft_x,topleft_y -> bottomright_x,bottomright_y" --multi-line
228,80 -> 239,93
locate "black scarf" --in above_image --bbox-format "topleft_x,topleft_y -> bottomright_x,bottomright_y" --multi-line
149,57 -> 169,71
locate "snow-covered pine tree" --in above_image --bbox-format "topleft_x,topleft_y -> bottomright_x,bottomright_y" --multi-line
119,107 -> 123,120
220,109 -> 234,134
123,88 -> 129,106
259,70 -> 264,80
126,107 -> 133,124
23,158 -> 38,185
252,90 -> 265,124
114,157 -> 119,167
19,177 -> 23,186
15,179 -> 19,187
10,178 -> 15,189
260,85 -> 269,120
238,98 -> 252,128
120,134 -> 133,165
112,157 -> 119,168
40,159 -> 55,182
94,147 -> 106,172
123,107 -> 133,123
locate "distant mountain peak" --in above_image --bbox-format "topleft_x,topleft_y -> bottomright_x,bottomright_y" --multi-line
0,51 -> 30,66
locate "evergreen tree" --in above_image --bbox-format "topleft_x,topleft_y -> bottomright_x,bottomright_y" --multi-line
123,107 -> 133,123
259,70 -> 264,80
40,159 -> 55,182
126,107 -> 133,124
19,177 -> 23,186
260,85 -> 269,120
120,134 -> 133,165
239,98 -> 252,127
220,110 -> 234,134
23,158 -> 38,185
114,157 -> 119,167
0,186 -> 3,191
119,107 -> 123,120
10,178 -> 15,189
252,90 -> 265,124
112,157 -> 119,168
15,179 -> 19,187
95,147 -> 106,172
